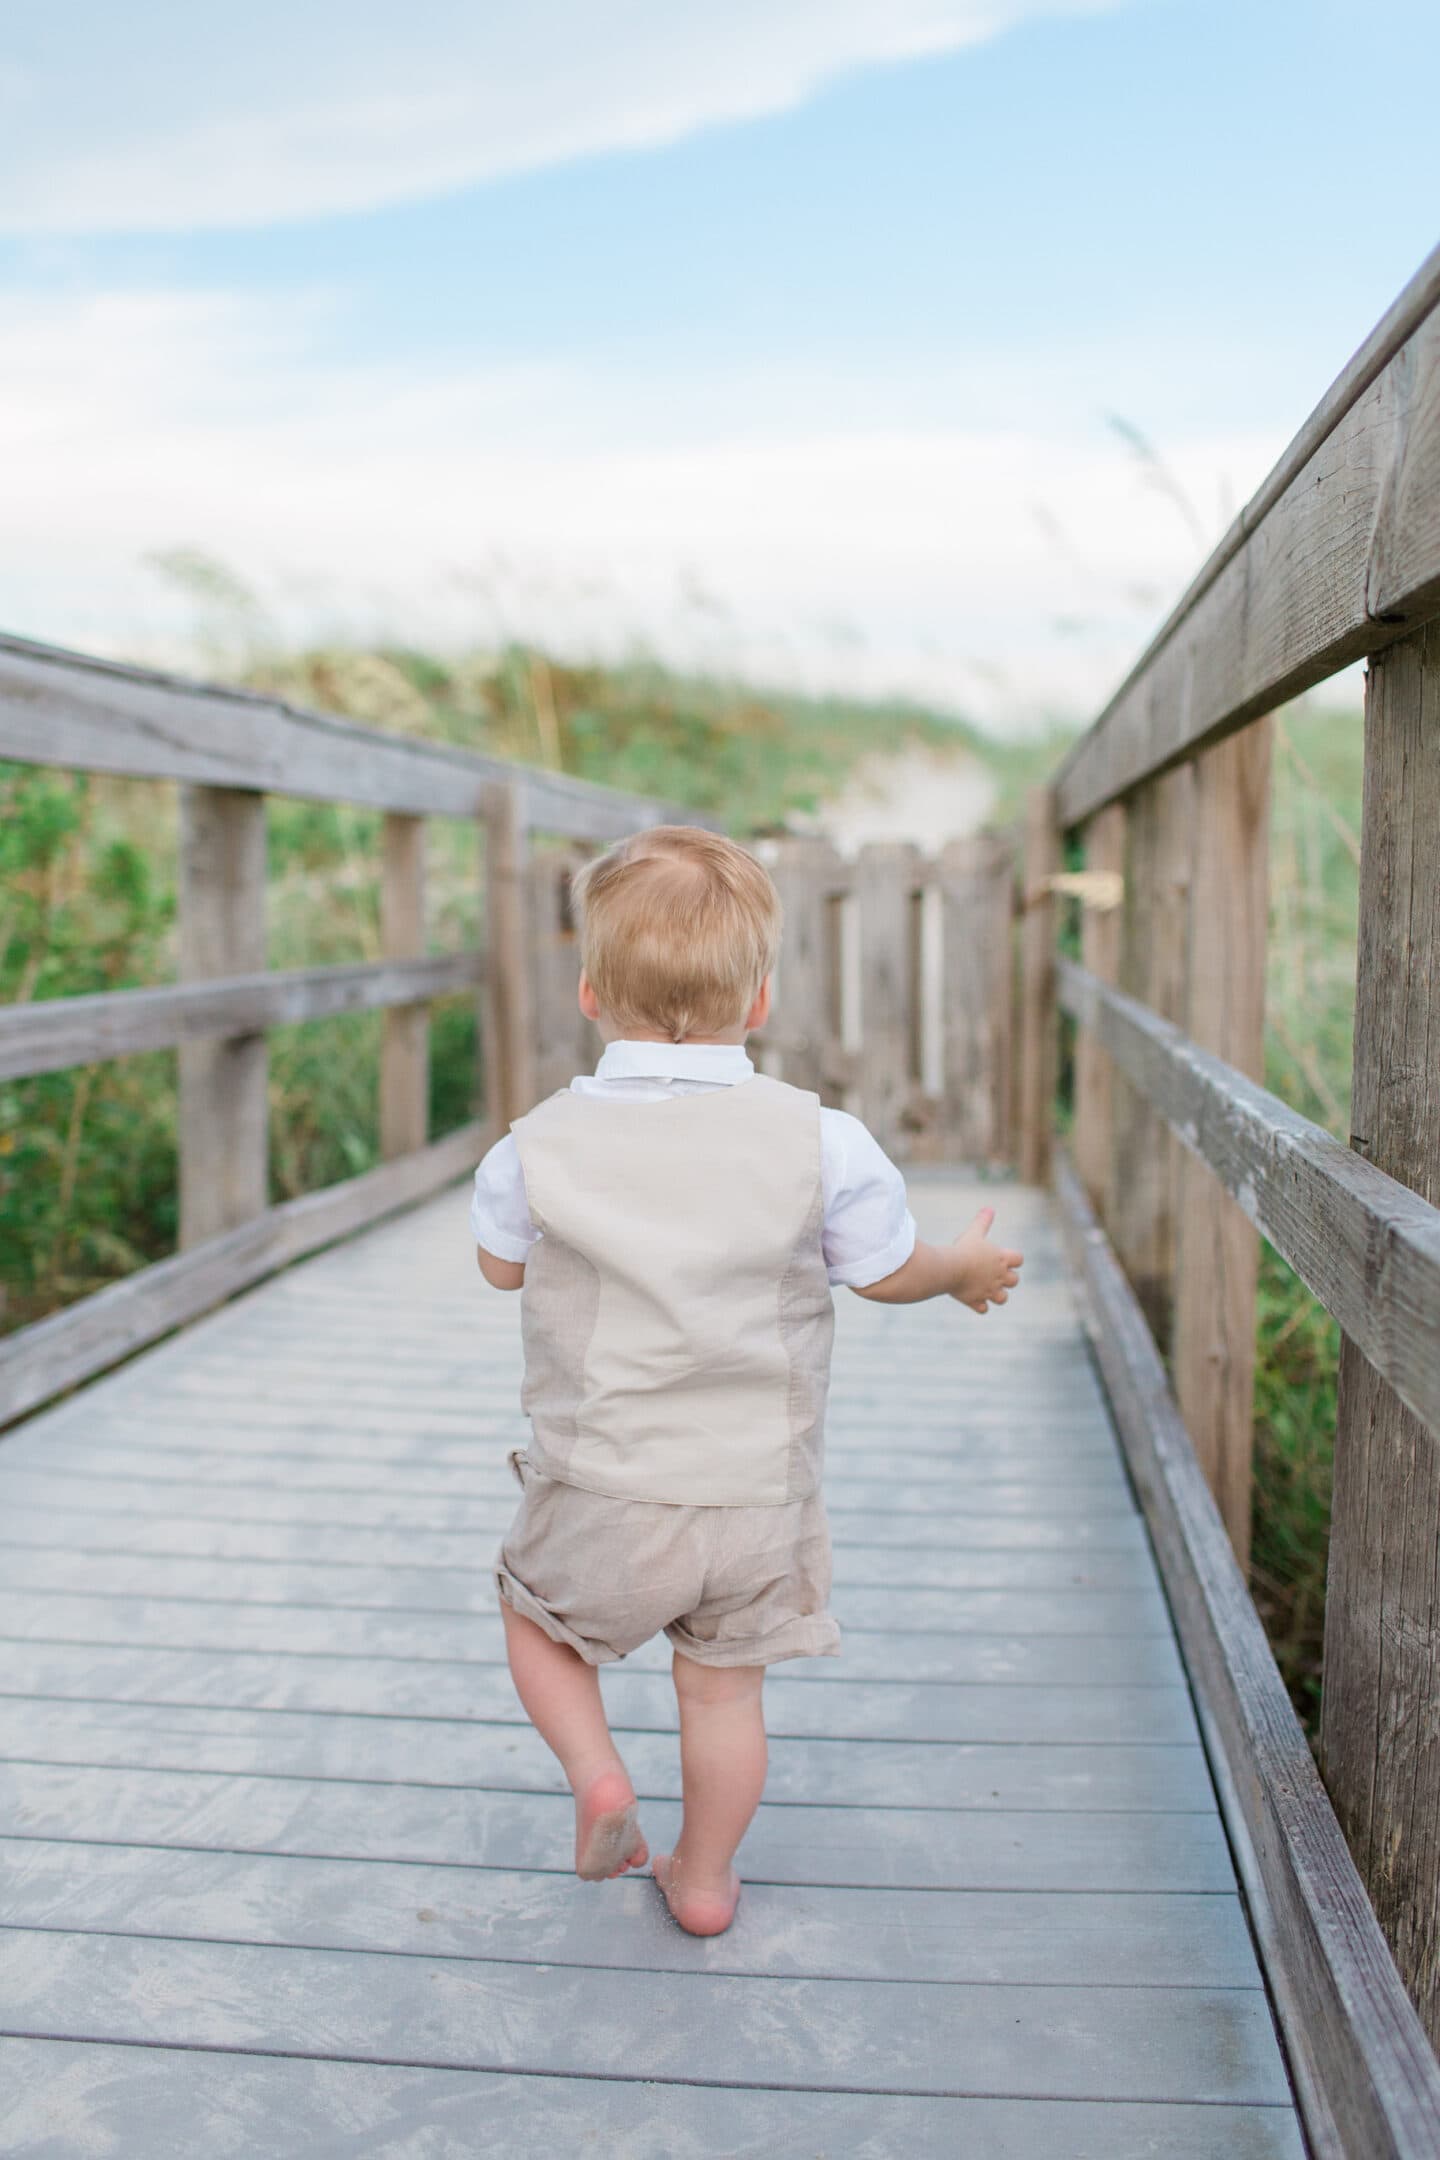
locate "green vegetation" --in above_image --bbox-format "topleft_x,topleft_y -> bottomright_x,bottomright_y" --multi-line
2,634 -> 1039,1334
0,619 -> 1361,1741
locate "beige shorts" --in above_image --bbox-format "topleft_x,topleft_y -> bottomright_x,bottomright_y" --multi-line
495,1450 -> 840,1668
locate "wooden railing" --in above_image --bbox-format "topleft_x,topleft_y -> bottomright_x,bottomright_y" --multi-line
1018,241 -> 1440,2156
0,633 -> 700,1425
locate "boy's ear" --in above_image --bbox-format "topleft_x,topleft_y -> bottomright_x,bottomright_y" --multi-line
578,971 -> 602,1024
745,975 -> 773,1030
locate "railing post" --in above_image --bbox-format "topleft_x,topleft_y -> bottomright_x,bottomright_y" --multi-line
379,813 -> 428,1159
1322,624 -> 1440,2044
178,785 -> 267,1248
1172,722 -> 1272,1565
482,779 -> 537,1129
1017,785 -> 1059,1184
766,838 -> 839,1101
1071,801 -> 1125,1213
1108,766 -> 1193,1347
940,833 -> 1014,1166
856,841 -> 922,1162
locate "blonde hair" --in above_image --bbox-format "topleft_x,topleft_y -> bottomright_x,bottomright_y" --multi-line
571,826 -> 782,1042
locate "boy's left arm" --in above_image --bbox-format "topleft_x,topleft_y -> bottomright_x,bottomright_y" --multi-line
471,1131 -> 537,1293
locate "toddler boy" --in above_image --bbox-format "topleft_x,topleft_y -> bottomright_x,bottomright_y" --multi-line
471,826 -> 1021,1935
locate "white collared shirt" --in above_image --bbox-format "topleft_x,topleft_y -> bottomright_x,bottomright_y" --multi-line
470,1039 -> 917,1290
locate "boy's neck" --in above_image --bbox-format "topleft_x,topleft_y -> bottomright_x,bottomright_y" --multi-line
599,1028 -> 750,1047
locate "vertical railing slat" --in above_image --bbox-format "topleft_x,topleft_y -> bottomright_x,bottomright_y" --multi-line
178,785 -> 268,1248
380,812 -> 428,1159
1172,721 -> 1272,1565
1322,624 -> 1440,2047
1017,786 -> 1060,1184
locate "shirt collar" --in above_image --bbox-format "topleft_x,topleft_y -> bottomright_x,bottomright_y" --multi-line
592,1039 -> 755,1086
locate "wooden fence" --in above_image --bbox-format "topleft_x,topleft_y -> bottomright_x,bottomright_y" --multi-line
0,636 -> 1019,1429
522,829 -> 1016,1167
1017,241 -> 1440,2156
0,634 -> 702,1426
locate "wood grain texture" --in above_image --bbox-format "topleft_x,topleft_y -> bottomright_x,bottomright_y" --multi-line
1017,787 -> 1060,1183
1072,802 -> 1125,1214
940,833 -> 1015,1164
481,780 -> 537,1126
525,845 -> 597,1102
0,1173 -> 1300,2154
760,837 -> 846,1101
1055,1152 -> 1440,2160
1057,959 -> 1440,1439
1322,625 -> 1440,2045
1108,767 -> 1193,1350
0,953 -> 484,1081
1172,722 -> 1272,1563
0,1126 -> 486,1426
379,814 -> 428,1159
177,785 -> 267,1248
0,2041 -> 1307,2160
855,841 -> 921,1158
0,630 -> 699,838
1054,246 -> 1440,825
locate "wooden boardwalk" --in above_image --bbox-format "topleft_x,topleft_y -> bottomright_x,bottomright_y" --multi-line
0,1173 -> 1301,2157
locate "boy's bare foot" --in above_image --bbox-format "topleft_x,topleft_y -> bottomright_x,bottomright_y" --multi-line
652,1851 -> 742,1936
575,1764 -> 648,1881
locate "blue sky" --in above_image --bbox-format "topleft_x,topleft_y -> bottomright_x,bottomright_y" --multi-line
2,0 -> 1437,727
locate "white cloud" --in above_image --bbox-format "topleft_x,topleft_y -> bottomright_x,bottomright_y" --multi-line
0,285 -> 1281,729
0,0 -> 1123,233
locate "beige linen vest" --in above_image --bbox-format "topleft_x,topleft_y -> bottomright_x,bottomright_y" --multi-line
511,1074 -> 833,1506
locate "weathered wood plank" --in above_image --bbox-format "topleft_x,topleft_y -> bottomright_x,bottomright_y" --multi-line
0,1762 -> 1228,1891
1322,623 -> 1440,2046
525,845 -> 594,1100
1057,959 -> 1440,1440
0,1696 -> 1218,1812
481,779 -> 537,1125
0,1839 -> 1255,1988
1172,721 -> 1271,1561
1054,1151 -> 1440,2160
0,1500 -> 1150,1566
1054,243 -> 1440,824
1017,787 -> 1059,1182
0,953 -> 484,1081
1107,767 -> 1192,1349
0,1130 -> 486,1426
1072,802 -> 1125,1213
855,842 -> 921,1158
0,1469 -> 1140,1540
177,785 -> 267,1248
761,837 -> 844,1100
0,1637 -> 1195,1744
0,1929 -> 1292,2102
379,814 -> 429,1159
0,2041 -> 1309,2160
0,1594 -> 1179,1685
0,630 -> 697,837
0,1550 -> 1170,1640
939,833 -> 1015,1164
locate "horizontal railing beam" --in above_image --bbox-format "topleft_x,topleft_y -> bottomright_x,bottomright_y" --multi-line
1054,1152 -> 1440,2160
0,633 -> 704,840
0,1120 -> 488,1427
1054,241 -> 1440,826
1058,957 -> 1440,1438
0,953 -> 485,1081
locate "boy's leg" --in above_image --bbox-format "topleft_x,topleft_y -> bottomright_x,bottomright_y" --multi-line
653,1651 -> 766,1936
500,1601 -> 648,1881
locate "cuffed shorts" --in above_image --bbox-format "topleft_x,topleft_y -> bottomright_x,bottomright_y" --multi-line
495,1449 -> 841,1668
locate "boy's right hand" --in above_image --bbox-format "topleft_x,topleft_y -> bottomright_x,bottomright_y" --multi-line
949,1207 -> 1024,1314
